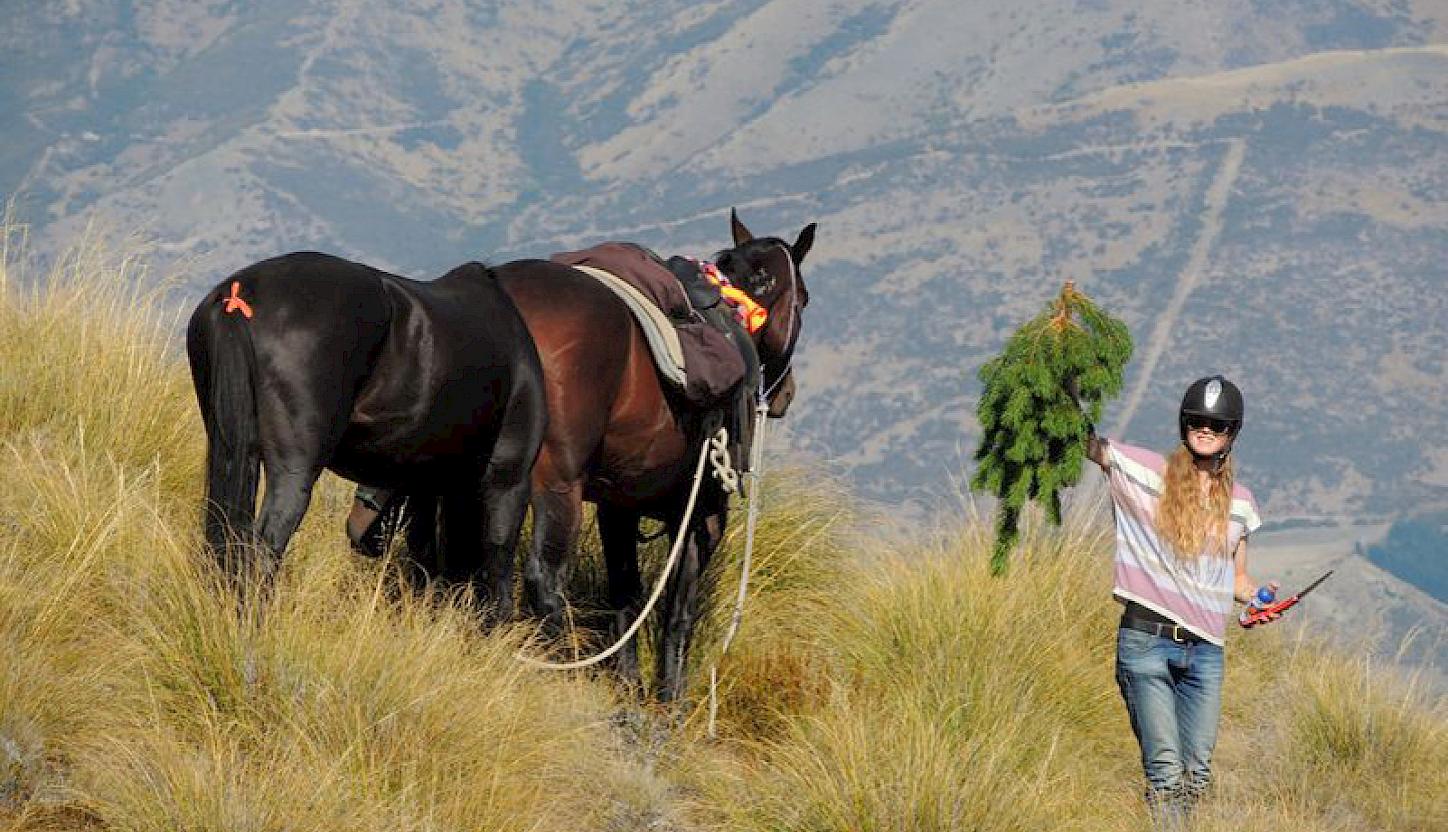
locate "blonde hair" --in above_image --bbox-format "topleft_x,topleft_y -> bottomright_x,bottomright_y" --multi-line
1155,446 -> 1234,561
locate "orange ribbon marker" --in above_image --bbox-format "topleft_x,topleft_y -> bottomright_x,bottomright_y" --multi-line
222,281 -> 254,319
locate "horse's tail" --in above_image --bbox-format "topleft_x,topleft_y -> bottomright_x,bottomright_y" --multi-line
186,287 -> 261,565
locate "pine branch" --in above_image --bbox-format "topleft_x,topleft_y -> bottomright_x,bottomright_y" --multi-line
971,281 -> 1132,575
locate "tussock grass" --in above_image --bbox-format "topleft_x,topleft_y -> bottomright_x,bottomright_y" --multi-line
2,223 -> 1442,831
0,226 -> 674,831
682,514 -> 1139,831
1275,649 -> 1445,829
681,467 -> 856,735
0,222 -> 199,503
684,506 -> 1446,832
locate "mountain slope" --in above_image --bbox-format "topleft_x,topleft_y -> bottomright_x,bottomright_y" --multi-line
3,1 -> 1445,528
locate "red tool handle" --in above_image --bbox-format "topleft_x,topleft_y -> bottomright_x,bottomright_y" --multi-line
1239,596 -> 1299,628
1238,570 -> 1333,629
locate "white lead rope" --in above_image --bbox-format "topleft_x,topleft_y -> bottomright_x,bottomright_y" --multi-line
515,429 -> 718,671
708,401 -> 770,737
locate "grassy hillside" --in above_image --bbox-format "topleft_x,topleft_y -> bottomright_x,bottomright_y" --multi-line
1,230 -> 1443,831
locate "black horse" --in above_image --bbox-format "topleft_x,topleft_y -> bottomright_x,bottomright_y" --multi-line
350,211 -> 814,699
186,252 -> 546,612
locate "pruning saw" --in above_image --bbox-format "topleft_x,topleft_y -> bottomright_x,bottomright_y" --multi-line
1239,570 -> 1334,629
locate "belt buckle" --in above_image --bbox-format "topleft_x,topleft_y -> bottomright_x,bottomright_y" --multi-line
1169,624 -> 1186,643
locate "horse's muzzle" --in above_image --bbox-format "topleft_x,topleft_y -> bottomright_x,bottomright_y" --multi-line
767,371 -> 796,418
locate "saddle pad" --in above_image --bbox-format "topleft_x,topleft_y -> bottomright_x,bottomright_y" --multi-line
570,264 -> 687,389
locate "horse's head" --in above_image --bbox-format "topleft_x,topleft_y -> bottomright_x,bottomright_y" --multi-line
713,208 -> 816,418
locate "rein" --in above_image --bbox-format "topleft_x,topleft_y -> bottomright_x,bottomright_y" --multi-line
708,399 -> 770,737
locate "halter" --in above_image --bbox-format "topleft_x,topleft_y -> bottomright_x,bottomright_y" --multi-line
703,239 -> 801,406
753,241 -> 801,404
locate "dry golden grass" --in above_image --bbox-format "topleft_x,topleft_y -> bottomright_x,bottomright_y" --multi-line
2,224 -> 1442,831
0,224 -> 678,831
683,506 -> 1446,832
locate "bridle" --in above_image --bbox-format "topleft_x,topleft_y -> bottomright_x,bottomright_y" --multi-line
745,241 -> 802,406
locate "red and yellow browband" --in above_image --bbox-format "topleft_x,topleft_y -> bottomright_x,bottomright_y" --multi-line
700,262 -> 768,334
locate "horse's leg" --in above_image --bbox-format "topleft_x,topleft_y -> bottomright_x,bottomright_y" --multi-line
438,488 -> 509,622
522,479 -> 583,635
401,493 -> 440,584
252,462 -> 323,585
253,379 -> 356,586
435,489 -> 475,583
656,502 -> 728,703
434,481 -> 525,625
468,473 -> 534,626
464,374 -> 547,625
598,503 -> 643,689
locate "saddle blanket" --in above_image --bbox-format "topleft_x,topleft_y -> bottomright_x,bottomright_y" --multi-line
570,263 -> 687,388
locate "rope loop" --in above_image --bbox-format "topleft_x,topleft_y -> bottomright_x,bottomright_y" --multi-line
515,433 -> 714,671
708,427 -> 738,493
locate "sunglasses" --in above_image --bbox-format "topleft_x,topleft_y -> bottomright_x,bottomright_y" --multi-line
1185,416 -> 1234,435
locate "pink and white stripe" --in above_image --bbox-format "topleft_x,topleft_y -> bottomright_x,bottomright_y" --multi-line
1104,439 -> 1261,645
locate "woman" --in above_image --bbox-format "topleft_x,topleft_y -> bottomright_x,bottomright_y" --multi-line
1087,375 -> 1278,829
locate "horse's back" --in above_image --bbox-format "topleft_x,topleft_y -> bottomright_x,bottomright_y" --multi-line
370,261 -> 541,403
199,251 -> 394,344
191,250 -> 393,375
492,260 -> 641,409
493,259 -> 635,333
331,262 -> 545,485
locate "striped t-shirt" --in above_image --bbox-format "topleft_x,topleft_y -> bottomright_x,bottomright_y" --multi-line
1104,439 -> 1262,645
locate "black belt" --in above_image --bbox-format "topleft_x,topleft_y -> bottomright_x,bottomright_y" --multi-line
1120,613 -> 1206,644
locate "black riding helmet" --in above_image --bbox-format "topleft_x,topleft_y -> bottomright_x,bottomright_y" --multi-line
1179,375 -> 1243,468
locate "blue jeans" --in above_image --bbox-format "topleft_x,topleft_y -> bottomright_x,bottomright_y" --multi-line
1115,626 -> 1224,828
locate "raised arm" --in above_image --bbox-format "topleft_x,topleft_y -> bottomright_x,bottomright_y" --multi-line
1087,434 -> 1108,471
1068,374 -> 1108,471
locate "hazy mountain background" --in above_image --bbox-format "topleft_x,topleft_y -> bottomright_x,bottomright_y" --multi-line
3,0 -> 1445,667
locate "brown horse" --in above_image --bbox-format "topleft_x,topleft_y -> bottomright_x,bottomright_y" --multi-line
352,210 -> 814,699
499,209 -> 814,700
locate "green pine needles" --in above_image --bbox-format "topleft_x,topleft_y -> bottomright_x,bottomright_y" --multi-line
972,282 -> 1133,575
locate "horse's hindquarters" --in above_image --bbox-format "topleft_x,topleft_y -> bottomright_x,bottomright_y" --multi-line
188,253 -> 546,604
494,261 -> 695,497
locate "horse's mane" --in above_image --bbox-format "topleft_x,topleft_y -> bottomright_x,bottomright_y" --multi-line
437,261 -> 495,281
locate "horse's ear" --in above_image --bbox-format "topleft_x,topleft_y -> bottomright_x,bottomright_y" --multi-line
730,208 -> 754,246
791,223 -> 817,265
